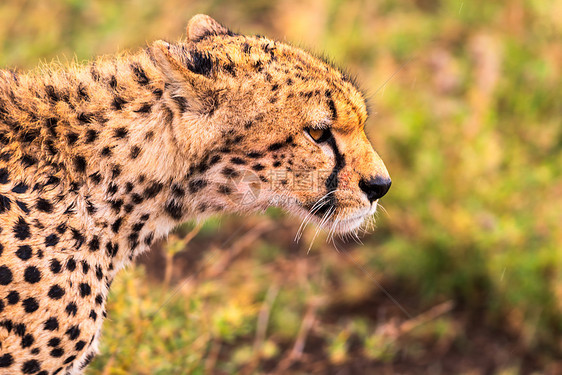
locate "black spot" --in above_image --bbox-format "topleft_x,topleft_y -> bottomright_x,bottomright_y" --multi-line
112,96 -> 127,110
20,128 -> 40,143
188,179 -> 207,193
22,297 -> 39,313
66,258 -> 76,272
81,261 -> 90,274
111,217 -> 123,233
268,142 -> 284,151
107,183 -> 118,195
134,103 -> 152,114
46,263 -> 61,279
65,302 -> 78,316
124,182 -> 134,193
14,323 -> 25,336
44,233 -> 59,247
0,194 -> 11,213
66,132 -> 79,145
95,294 -> 103,305
50,348 -> 64,358
0,168 -> 8,184
108,75 -> 117,90
152,88 -> 163,98
45,175 -> 60,186
231,157 -> 246,165
218,185 -> 231,195
36,198 -> 53,213
14,217 -> 31,240
112,165 -> 121,179
101,147 -> 112,157
221,167 -> 238,178
11,182 -> 28,194
242,43 -> 251,54
209,155 -> 221,165
71,228 -> 85,249
75,340 -> 86,351
45,85 -> 59,102
21,359 -> 40,374
129,222 -> 144,234
87,236 -> 100,252
48,338 -> 61,347
77,83 -> 89,100
43,317 -> 59,331
63,355 -> 76,364
74,155 -> 87,173
16,245 -> 32,260
252,164 -> 265,171
85,129 -> 98,143
106,242 -> 118,257
172,96 -> 188,112
273,161 -> 281,167
164,200 -> 183,220
144,182 -> 163,199
144,232 -> 154,246
21,154 -> 37,167
53,224 -> 66,236
77,112 -> 94,124
7,291 -> 19,304
171,184 -> 185,197
95,266 -> 103,280
24,266 -> 41,283
16,201 -> 29,214
114,127 -> 128,138
248,151 -> 263,159
46,286 -> 64,303
130,146 -> 141,159
186,49 -> 214,76
0,353 -> 14,367
131,63 -> 150,85
89,310 -> 98,321
79,283 -> 91,297
124,204 -> 134,213
21,334 -> 34,348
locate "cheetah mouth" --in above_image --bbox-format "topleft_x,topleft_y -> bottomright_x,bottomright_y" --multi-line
292,202 -> 375,235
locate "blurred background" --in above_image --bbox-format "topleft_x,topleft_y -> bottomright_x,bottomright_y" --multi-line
2,0 -> 562,373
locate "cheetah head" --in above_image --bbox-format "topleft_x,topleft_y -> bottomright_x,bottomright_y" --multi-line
151,15 -> 391,235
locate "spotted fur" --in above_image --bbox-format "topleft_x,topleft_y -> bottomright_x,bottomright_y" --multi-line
0,15 -> 390,374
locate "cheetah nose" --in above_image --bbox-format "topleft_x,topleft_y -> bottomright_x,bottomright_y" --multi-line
359,176 -> 392,202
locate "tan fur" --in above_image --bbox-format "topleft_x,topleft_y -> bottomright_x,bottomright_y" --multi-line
0,15 -> 390,374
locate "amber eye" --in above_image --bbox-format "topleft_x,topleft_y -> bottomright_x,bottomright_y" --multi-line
306,128 -> 332,143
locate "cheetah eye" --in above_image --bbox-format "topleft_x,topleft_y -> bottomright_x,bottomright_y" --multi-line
305,127 -> 332,143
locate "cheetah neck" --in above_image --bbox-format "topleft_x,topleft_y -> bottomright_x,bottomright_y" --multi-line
0,49 -> 216,269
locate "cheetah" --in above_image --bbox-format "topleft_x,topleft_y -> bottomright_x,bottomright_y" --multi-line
0,14 -> 391,374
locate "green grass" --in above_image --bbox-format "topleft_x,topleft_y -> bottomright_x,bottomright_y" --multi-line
2,0 -> 562,373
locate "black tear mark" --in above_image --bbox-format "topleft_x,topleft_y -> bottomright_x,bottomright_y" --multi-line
325,136 -> 346,191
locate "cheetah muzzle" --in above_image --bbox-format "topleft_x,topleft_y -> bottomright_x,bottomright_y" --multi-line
0,14 -> 390,374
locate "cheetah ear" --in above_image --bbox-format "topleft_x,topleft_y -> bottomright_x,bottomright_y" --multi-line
187,14 -> 234,42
